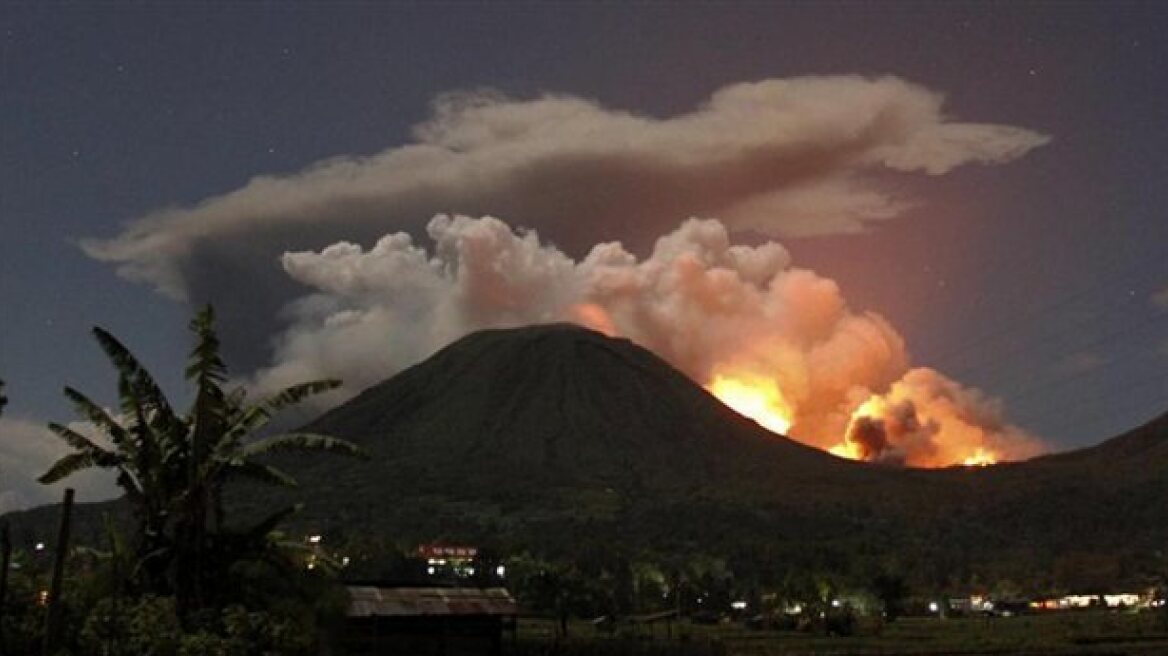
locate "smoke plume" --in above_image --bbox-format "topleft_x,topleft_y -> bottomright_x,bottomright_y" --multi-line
82,76 -> 1048,366
253,215 -> 1044,467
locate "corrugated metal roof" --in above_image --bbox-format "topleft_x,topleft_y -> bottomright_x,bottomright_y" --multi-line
346,586 -> 518,618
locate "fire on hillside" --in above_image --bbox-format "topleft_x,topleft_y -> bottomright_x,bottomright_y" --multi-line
706,369 -> 1011,468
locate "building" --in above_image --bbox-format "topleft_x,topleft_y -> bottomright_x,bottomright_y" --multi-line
418,543 -> 480,578
343,585 -> 517,656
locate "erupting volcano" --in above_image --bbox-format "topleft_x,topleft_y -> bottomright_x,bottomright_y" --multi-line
255,214 -> 1045,470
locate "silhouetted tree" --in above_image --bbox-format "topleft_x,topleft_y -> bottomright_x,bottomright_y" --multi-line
38,306 -> 365,618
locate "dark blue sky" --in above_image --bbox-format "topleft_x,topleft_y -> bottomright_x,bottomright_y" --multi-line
2,2 -> 1165,462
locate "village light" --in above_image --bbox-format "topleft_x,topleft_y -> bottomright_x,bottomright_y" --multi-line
731,601 -> 747,610
495,565 -> 506,578
34,542 -> 45,552
341,556 -> 351,567
427,566 -> 436,575
831,599 -> 841,608
307,534 -> 322,545
928,601 -> 939,613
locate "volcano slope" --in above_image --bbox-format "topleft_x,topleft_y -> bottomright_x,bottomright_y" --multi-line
7,324 -> 1166,588
233,323 -> 940,556
226,323 -> 1166,583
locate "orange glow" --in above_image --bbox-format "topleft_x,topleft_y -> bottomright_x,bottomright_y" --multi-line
707,373 -> 793,435
961,448 -> 997,467
569,302 -> 617,336
828,442 -> 863,460
829,394 -> 1007,467
707,372 -> 1010,467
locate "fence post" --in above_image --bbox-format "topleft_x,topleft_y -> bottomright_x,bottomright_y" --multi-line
41,488 -> 74,656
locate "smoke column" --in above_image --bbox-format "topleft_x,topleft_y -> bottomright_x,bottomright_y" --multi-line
255,215 -> 1045,467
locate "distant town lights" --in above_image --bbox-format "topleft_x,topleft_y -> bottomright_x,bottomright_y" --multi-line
34,542 -> 45,552
307,534 -> 322,544
495,565 -> 506,578
928,601 -> 939,613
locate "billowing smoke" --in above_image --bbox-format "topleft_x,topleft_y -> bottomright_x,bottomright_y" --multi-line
834,368 -> 1043,466
82,76 -> 1048,367
252,215 -> 1044,467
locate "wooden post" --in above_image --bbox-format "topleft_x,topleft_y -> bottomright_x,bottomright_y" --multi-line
0,522 -> 11,656
41,488 -> 74,656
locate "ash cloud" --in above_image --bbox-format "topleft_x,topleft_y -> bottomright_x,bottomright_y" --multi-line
252,215 -> 1044,467
83,76 -> 1048,364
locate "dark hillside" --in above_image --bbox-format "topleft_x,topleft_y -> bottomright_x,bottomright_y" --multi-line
7,324 -> 1167,590
231,323 -> 940,553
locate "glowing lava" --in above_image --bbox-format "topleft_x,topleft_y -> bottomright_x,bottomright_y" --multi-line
828,441 -> 864,460
708,372 -> 1011,467
707,373 -> 793,435
829,393 -> 1008,467
961,448 -> 997,467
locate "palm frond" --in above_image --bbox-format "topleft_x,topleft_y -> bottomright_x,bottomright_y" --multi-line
63,386 -> 131,448
226,461 -> 299,488
115,470 -> 146,501
241,432 -> 367,459
184,305 -> 227,385
223,404 -> 275,445
47,422 -> 120,459
93,326 -> 176,419
263,380 -> 342,413
38,451 -> 101,484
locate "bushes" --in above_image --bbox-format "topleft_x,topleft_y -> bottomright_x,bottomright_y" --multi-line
77,595 -> 316,656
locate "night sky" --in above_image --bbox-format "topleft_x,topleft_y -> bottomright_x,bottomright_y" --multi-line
2,3 -> 1166,507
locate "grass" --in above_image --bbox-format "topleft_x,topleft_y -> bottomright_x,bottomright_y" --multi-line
511,610 -> 1168,655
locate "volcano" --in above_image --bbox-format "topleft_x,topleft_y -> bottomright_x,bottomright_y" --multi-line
227,323 -> 1166,561
232,323 -> 925,550
7,323 -> 1167,587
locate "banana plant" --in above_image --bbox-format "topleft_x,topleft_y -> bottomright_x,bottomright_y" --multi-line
40,306 -> 366,614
